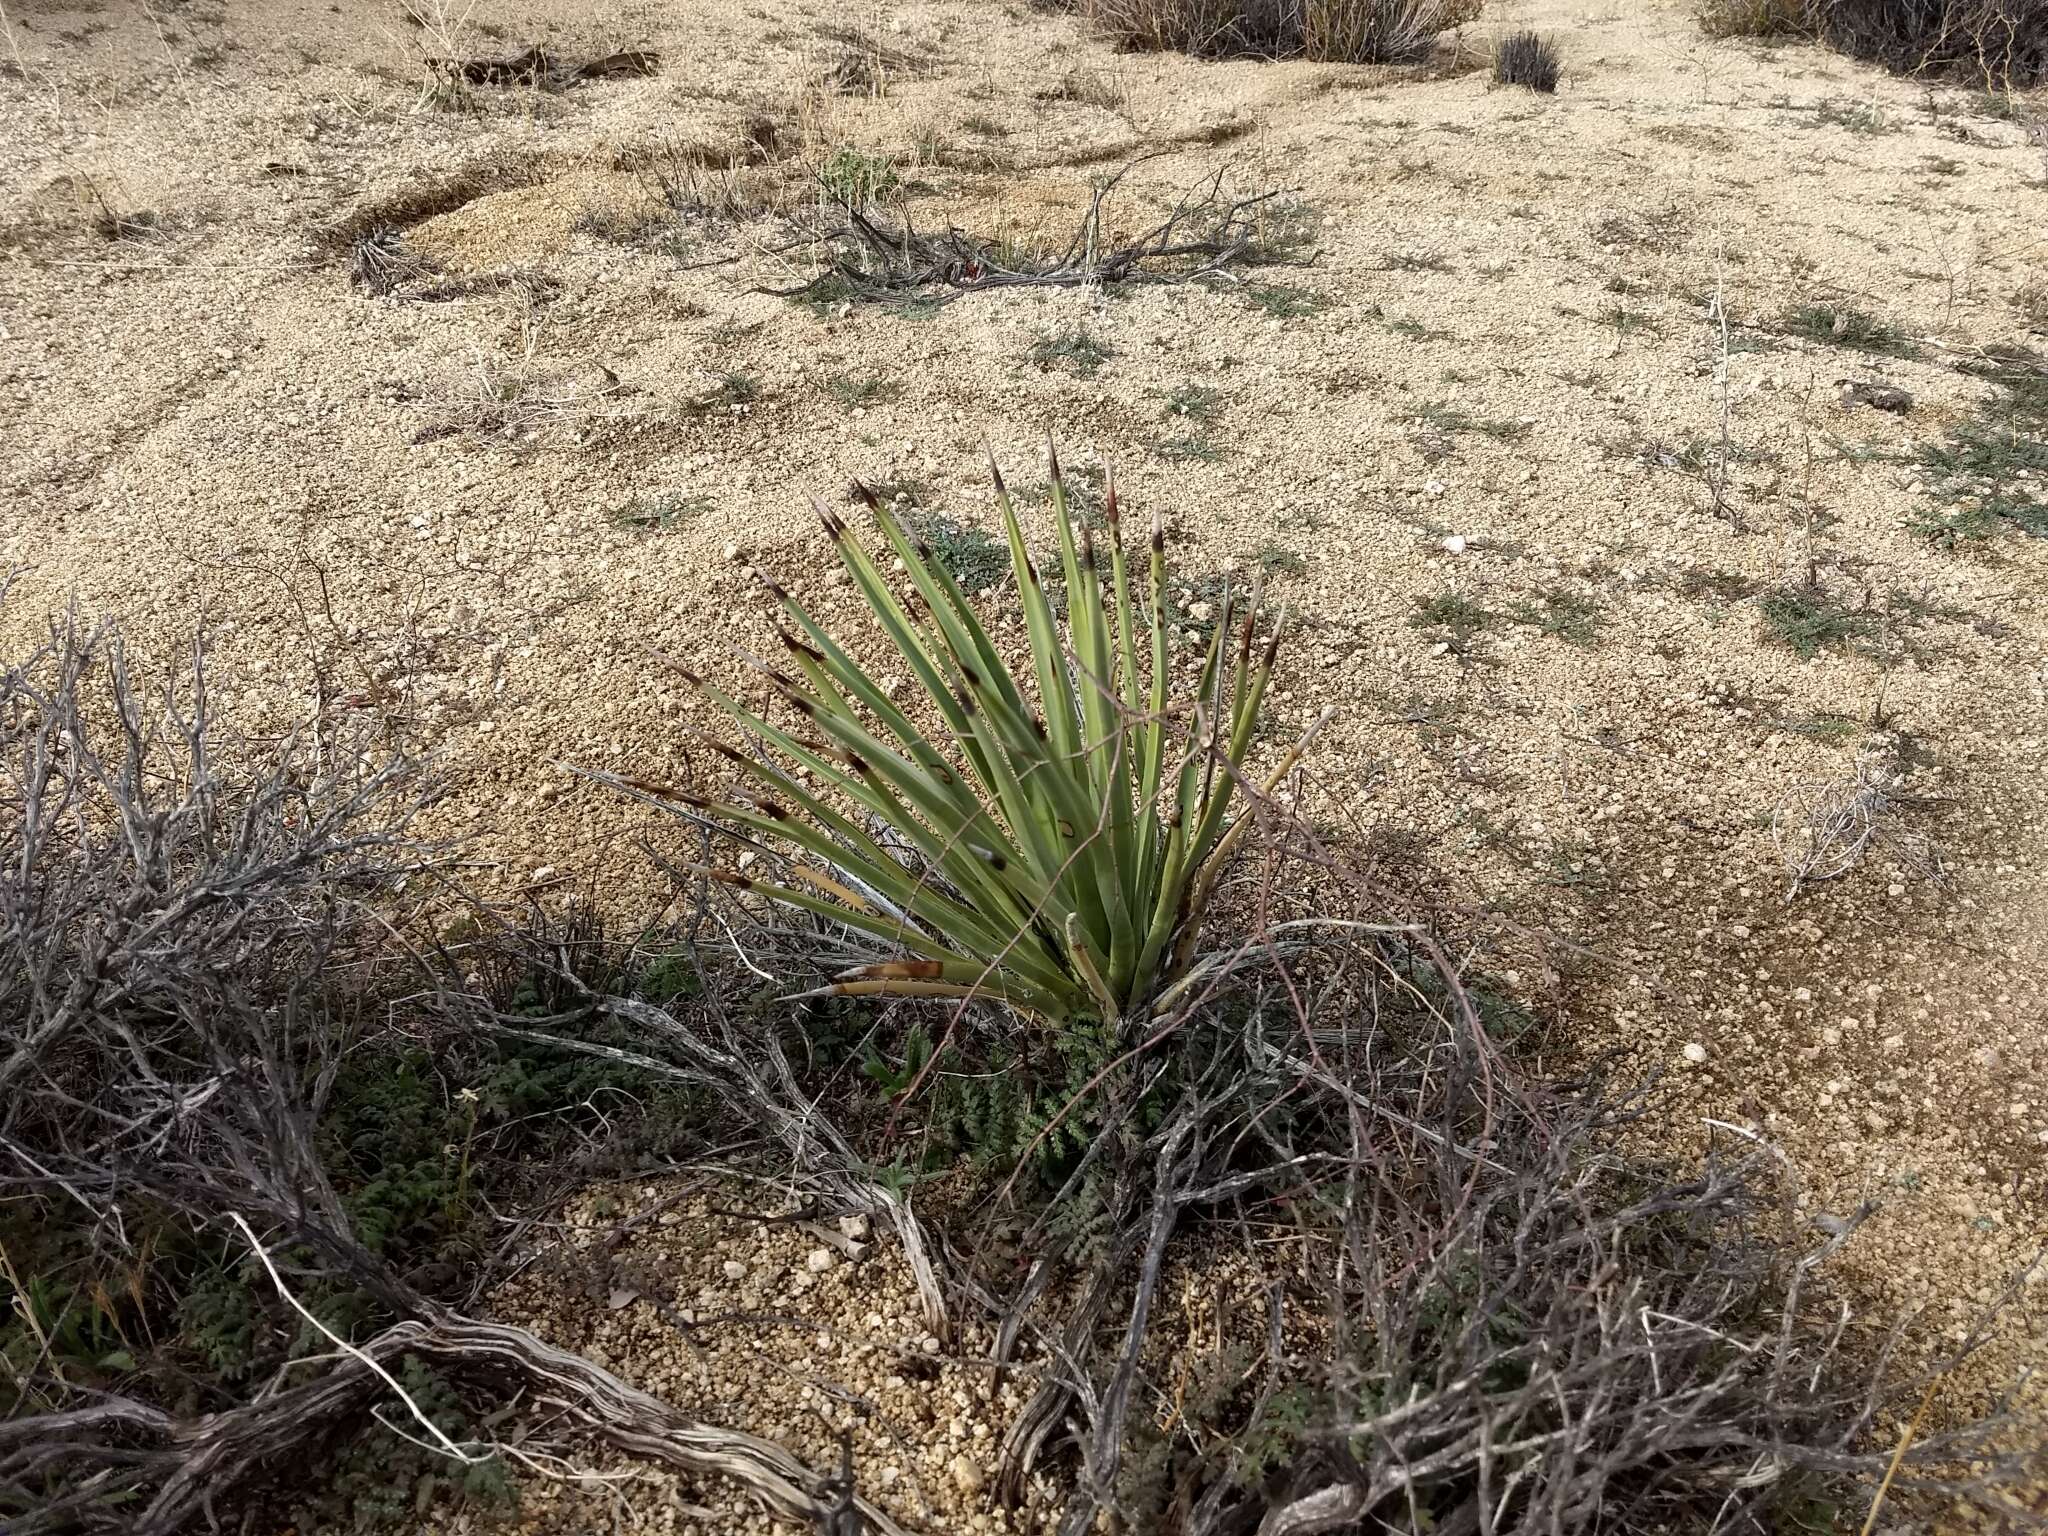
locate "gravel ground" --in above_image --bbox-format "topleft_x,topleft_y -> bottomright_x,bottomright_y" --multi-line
3,0 -> 2045,1528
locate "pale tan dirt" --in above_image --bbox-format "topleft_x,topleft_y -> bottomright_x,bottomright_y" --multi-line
4,0 -> 2047,1529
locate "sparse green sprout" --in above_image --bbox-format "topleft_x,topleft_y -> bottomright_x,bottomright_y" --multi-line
612,492 -> 712,532
1510,589 -> 1604,646
818,145 -> 899,208
1158,382 -> 1225,422
1415,401 -> 1531,440
823,373 -> 903,409
1386,315 -> 1457,342
1758,587 -> 1880,658
687,371 -> 760,414
635,447 -> 1310,1026
1242,282 -> 1327,318
1151,435 -> 1227,464
1782,303 -> 1918,356
1252,542 -> 1308,577
1029,328 -> 1114,378
908,512 -> 1010,589
1411,592 -> 1498,653
1913,359 -> 2048,542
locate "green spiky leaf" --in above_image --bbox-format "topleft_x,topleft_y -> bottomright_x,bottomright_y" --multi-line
657,445 -> 1312,1025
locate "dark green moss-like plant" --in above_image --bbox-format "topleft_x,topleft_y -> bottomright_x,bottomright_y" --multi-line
638,448 -> 1312,1026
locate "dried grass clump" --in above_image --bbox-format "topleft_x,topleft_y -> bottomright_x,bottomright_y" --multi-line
1077,0 -> 1482,64
1493,28 -> 1560,89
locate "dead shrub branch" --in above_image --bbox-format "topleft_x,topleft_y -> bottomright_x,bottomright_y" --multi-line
764,161 -> 1310,311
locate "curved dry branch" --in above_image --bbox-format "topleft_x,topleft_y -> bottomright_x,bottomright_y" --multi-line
4,1312 -> 908,1536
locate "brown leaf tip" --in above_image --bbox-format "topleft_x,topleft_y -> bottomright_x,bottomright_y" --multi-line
776,626 -> 824,662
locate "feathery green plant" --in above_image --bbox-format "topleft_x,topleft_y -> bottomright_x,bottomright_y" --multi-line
638,447 -> 1314,1026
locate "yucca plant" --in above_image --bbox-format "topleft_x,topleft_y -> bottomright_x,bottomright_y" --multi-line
634,448 -> 1321,1028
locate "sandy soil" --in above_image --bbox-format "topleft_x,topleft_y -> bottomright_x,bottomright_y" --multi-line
3,0 -> 2046,1528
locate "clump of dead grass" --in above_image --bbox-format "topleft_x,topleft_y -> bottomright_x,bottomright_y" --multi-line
1072,0 -> 1482,65
1493,28 -> 1560,90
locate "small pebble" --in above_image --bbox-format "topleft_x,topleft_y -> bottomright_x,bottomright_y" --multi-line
949,1453 -> 985,1495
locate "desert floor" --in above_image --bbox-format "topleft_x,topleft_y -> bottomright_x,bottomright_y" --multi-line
2,0 -> 2044,1529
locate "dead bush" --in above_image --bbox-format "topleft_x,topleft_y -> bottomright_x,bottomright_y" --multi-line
0,606 -> 918,1534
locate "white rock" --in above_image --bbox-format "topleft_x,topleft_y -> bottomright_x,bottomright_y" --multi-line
1441,535 -> 1467,555
722,1260 -> 747,1281
1682,1042 -> 1708,1064
1425,479 -> 1446,497
950,1453 -> 986,1495
806,1247 -> 835,1273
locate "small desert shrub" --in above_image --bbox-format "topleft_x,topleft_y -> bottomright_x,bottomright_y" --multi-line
1077,0 -> 1482,65
1029,327 -> 1115,377
1818,0 -> 2048,83
1913,352 -> 2048,541
1699,0 -> 2048,83
1493,29 -> 1560,90
1759,584 -> 1882,657
1696,0 -> 1810,34
817,145 -> 899,208
640,447 -> 1300,1027
1782,301 -> 1918,355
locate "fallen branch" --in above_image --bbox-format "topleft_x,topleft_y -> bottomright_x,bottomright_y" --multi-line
2,1311 -> 908,1536
427,45 -> 660,88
